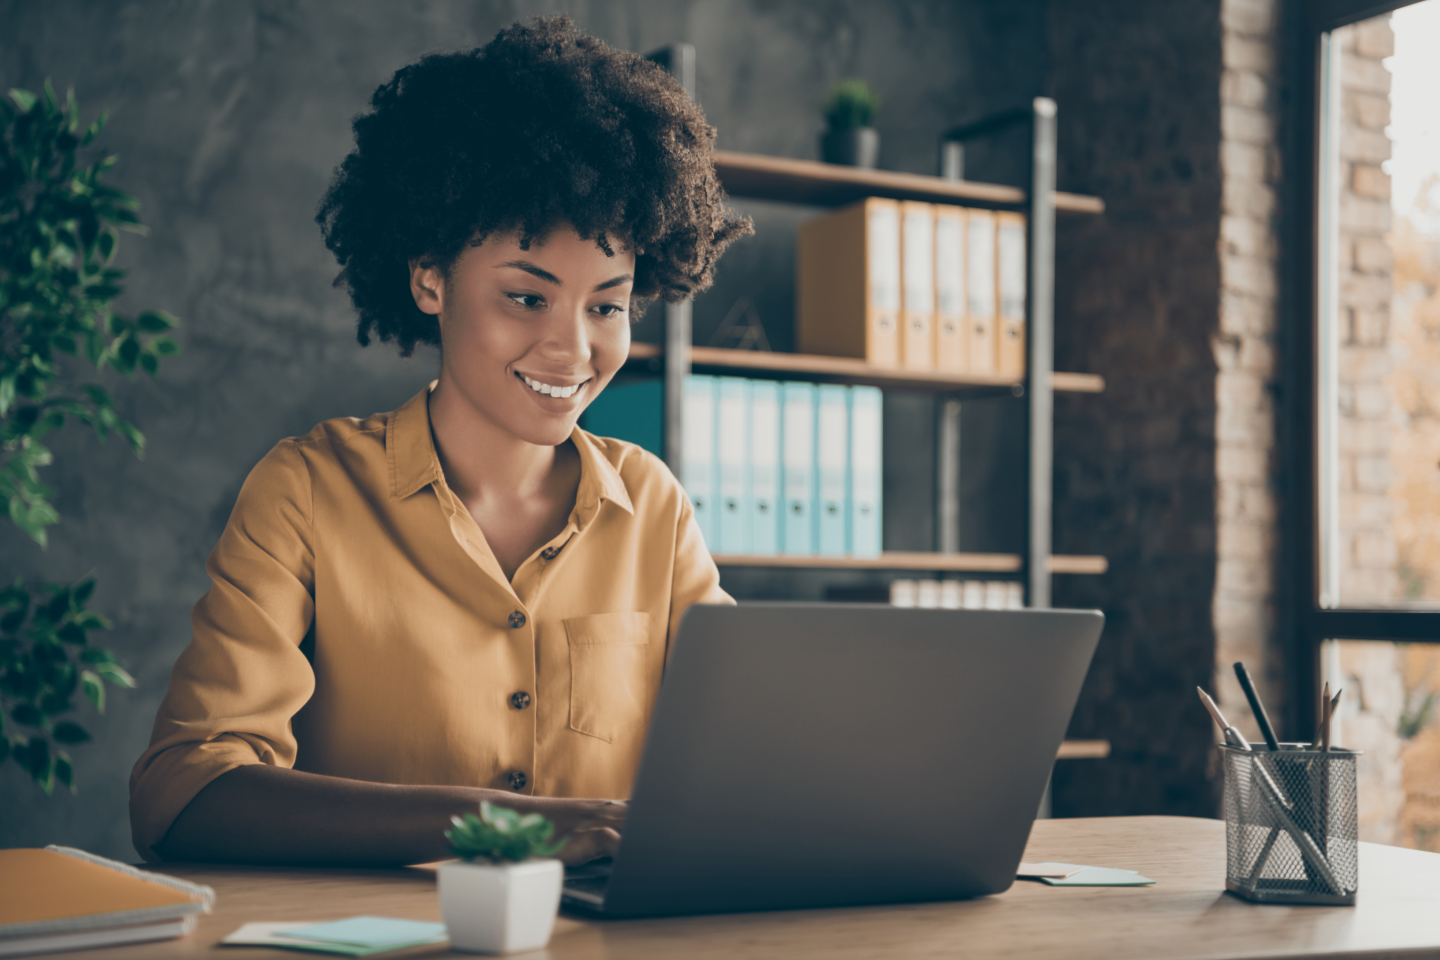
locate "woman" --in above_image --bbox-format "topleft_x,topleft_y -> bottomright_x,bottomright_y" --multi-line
128,17 -> 750,866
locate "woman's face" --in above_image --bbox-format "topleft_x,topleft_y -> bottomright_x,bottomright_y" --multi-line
412,226 -> 635,448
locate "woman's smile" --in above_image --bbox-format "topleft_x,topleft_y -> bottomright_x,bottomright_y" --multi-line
516,371 -> 591,402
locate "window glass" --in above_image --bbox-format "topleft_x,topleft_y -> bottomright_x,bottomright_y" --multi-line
1319,2 -> 1440,607
1325,639 -> 1440,850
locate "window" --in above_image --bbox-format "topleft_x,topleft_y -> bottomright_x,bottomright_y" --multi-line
1299,0 -> 1440,851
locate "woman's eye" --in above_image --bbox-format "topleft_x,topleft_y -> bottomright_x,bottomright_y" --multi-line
507,293 -> 545,309
592,303 -> 627,318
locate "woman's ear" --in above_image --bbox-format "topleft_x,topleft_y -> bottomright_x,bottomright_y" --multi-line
409,260 -> 445,318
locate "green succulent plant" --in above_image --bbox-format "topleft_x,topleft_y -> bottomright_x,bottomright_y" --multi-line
445,802 -> 568,864
824,79 -> 880,130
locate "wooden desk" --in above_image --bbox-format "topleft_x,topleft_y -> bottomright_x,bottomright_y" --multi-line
40,816 -> 1440,960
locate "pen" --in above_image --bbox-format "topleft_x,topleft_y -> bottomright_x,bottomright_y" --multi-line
1233,662 -> 1280,751
1197,687 -> 1250,750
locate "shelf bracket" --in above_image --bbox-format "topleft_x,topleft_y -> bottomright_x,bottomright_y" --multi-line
1027,97 -> 1058,609
648,43 -> 697,478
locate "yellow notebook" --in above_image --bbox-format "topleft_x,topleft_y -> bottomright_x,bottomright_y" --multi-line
0,846 -> 213,955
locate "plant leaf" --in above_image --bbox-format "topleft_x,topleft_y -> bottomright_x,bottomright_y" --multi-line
9,87 -> 37,112
52,721 -> 91,745
55,753 -> 75,793
93,661 -> 135,688
81,670 -> 104,713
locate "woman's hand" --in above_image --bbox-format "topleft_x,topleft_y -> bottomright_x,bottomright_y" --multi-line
518,796 -> 627,865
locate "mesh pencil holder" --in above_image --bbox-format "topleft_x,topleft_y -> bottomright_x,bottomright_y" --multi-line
1222,744 -> 1359,906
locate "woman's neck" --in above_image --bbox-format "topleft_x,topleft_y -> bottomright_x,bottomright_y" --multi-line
426,378 -> 582,581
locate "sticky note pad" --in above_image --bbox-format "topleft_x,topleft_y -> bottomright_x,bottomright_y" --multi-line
279,917 -> 448,947
223,921 -> 446,956
1037,864 -> 1156,886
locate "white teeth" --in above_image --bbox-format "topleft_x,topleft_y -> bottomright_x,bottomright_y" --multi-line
521,375 -> 583,399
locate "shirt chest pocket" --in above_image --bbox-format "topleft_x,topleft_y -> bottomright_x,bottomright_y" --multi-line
564,612 -> 654,743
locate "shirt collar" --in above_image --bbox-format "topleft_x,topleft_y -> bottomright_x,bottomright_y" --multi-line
568,424 -> 635,517
387,385 -> 444,500
386,384 -> 635,517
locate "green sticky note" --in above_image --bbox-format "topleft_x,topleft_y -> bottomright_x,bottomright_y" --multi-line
1037,864 -> 1156,886
279,917 -> 448,948
221,921 -> 446,955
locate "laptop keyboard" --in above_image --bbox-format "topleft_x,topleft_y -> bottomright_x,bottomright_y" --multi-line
562,859 -> 613,906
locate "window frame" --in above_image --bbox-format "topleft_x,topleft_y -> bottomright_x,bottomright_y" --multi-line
1285,0 -> 1440,741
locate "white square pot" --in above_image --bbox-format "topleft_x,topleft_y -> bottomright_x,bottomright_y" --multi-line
438,858 -> 563,955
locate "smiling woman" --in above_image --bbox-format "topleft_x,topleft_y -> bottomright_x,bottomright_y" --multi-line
125,16 -> 750,868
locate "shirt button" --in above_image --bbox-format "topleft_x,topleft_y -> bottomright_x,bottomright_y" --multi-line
510,691 -> 531,710
508,770 -> 528,791
541,546 -> 561,560
508,611 -> 526,629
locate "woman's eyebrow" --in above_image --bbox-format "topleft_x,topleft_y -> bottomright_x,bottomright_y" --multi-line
594,273 -> 633,292
496,260 -> 562,286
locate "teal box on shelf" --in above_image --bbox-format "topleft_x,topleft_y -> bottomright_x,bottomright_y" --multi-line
578,377 -> 663,459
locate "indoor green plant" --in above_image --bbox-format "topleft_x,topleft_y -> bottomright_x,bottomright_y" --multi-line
820,79 -> 881,168
1,81 -> 180,793
439,802 -> 568,954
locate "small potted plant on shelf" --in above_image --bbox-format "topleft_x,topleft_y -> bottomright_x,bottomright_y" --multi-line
439,802 -> 568,955
820,79 -> 880,168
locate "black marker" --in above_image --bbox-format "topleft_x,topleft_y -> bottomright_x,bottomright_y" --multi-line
1233,662 -> 1280,752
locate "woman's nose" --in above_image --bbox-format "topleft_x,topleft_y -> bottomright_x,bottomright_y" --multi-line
543,306 -> 590,362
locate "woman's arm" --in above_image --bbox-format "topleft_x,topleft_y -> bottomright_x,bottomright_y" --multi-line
154,764 -> 624,866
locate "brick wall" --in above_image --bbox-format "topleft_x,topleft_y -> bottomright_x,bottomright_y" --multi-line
1048,0 -> 1227,816
1213,0 -> 1285,741
1048,0 -> 1299,815
1335,18 -> 1398,606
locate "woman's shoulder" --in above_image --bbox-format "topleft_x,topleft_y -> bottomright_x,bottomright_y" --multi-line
245,401 -> 407,494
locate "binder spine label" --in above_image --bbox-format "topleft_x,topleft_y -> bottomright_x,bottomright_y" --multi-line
997,212 -> 1028,377
867,202 -> 901,366
716,378 -> 750,554
748,382 -> 781,555
816,385 -> 850,556
900,202 -> 935,369
849,387 -> 883,557
781,383 -> 817,555
935,208 -> 967,373
966,211 -> 997,374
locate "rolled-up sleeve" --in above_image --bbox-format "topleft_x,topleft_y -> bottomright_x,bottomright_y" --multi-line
129,440 -> 317,861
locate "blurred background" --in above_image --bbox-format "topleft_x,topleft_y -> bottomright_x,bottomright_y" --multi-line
3,0 -> 1439,864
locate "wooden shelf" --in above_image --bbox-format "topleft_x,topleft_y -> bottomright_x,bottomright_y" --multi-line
713,149 -> 1105,215
627,343 -> 1105,394
1057,739 -> 1111,760
710,552 -> 1108,574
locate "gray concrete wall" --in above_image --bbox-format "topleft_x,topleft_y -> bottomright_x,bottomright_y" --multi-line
0,0 -> 1045,860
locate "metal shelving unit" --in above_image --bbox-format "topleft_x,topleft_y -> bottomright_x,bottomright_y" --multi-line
648,49 -> 1105,606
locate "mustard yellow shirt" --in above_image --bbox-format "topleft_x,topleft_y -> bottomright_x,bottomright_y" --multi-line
129,385 -> 728,861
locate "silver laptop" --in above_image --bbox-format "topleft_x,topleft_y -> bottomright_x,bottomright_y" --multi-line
562,602 -> 1104,918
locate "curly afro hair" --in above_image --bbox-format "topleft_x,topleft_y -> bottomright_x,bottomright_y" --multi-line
316,16 -> 752,356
